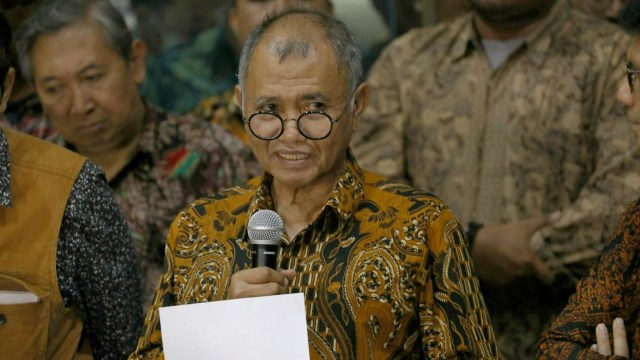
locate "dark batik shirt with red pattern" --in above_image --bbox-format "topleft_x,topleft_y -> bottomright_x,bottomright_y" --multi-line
538,197 -> 640,359
66,106 -> 258,307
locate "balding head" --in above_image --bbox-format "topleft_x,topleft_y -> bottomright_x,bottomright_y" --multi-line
237,8 -> 362,96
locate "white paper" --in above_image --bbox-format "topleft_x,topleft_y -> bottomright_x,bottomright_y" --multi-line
159,293 -> 310,360
0,290 -> 39,304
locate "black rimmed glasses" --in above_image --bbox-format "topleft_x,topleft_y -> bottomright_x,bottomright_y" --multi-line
627,62 -> 640,93
243,101 -> 351,141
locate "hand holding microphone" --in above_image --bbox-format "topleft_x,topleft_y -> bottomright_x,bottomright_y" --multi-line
226,210 -> 296,299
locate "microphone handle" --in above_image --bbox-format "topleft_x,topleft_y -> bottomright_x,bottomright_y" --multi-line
251,244 -> 279,269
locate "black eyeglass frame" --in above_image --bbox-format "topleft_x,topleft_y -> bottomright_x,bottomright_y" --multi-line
243,100 -> 352,141
627,62 -> 640,93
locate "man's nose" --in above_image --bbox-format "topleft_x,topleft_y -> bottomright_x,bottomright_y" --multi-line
69,82 -> 92,114
281,117 -> 305,140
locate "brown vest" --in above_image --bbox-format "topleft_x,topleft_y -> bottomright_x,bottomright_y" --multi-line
0,128 -> 86,359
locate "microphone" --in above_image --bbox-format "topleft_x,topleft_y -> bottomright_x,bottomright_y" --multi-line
247,210 -> 283,269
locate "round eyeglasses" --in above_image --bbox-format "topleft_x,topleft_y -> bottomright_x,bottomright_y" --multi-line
243,102 -> 350,141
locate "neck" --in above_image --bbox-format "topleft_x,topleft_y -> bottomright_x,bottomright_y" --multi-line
79,133 -> 142,182
272,178 -> 337,240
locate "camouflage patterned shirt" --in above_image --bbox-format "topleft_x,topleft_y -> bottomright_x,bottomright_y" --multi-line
352,0 -> 639,357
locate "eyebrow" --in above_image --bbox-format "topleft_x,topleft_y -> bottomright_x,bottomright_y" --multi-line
252,92 -> 330,107
39,63 -> 105,83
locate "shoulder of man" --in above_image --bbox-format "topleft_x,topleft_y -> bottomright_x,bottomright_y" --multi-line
168,176 -> 259,232
557,9 -> 632,51
5,127 -> 86,178
379,14 -> 472,61
362,170 -> 450,212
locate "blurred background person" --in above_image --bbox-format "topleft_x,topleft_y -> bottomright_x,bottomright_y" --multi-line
0,8 -> 142,358
0,0 -> 53,140
140,0 -> 334,115
15,0 -> 257,308
0,0 -> 136,141
352,0 -> 638,357
131,0 -> 225,57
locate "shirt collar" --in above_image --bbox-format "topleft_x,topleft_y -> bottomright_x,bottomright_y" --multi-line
247,148 -> 365,241
523,0 -> 570,66
453,0 -> 570,65
0,127 -> 12,207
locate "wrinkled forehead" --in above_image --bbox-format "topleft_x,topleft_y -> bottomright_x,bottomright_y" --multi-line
253,20 -> 337,66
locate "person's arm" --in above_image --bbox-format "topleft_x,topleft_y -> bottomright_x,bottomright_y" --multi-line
420,207 -> 499,359
531,33 -> 640,284
57,161 -> 143,359
537,198 -> 640,359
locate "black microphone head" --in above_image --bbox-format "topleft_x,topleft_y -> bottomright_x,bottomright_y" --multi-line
247,209 -> 283,246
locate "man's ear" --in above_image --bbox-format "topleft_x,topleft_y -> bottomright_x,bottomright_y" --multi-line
351,82 -> 370,132
130,39 -> 147,85
234,84 -> 243,111
0,68 -> 15,114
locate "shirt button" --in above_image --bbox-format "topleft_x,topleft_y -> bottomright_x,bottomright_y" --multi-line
0,314 -> 5,325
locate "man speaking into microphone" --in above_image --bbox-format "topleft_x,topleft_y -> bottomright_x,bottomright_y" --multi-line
131,8 -> 499,360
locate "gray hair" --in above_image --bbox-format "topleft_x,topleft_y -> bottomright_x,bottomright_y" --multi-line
237,8 -> 362,96
16,0 -> 133,83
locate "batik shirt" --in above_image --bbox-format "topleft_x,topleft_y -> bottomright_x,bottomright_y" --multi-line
130,150 -> 499,359
0,128 -> 143,358
93,106 -> 257,307
141,25 -> 239,113
193,87 -> 248,144
537,197 -> 640,359
352,0 -> 638,357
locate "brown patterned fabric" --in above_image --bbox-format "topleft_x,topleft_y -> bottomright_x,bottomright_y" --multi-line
193,88 -> 248,145
130,150 -> 499,359
537,197 -> 640,359
538,199 -> 640,360
352,0 -> 639,357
